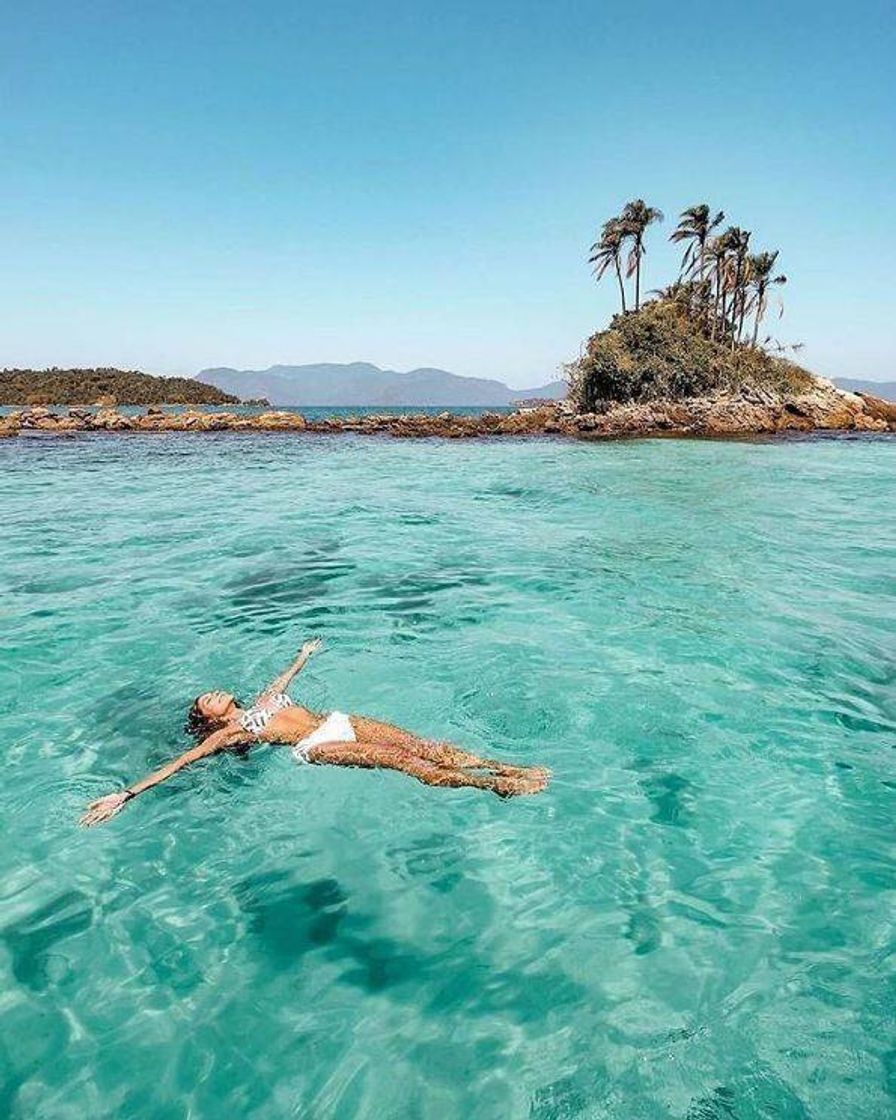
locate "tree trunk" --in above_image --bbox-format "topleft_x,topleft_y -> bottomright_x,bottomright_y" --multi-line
634,235 -> 642,311
697,241 -> 708,332
752,287 -> 764,347
614,258 -> 627,314
736,266 -> 749,345
711,270 -> 720,340
730,259 -> 743,352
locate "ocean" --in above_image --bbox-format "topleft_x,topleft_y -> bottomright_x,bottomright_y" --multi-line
1,430 -> 893,1118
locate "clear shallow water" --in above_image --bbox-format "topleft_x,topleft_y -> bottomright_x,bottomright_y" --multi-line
1,431 -> 894,1119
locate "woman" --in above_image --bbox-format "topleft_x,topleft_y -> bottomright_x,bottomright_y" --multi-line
80,639 -> 548,826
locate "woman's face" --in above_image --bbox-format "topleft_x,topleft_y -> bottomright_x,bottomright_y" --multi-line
198,691 -> 236,720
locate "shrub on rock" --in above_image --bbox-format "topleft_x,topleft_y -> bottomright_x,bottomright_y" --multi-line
566,300 -> 813,412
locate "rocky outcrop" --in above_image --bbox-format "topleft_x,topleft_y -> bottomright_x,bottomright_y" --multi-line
1,407 -> 309,436
301,409 -> 566,438
564,380 -> 896,438
1,380 -> 893,442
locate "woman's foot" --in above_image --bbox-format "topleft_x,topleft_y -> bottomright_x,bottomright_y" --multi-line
484,761 -> 551,782
517,768 -> 550,794
491,770 -> 549,797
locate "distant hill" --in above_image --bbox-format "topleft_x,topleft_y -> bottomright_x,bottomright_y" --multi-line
834,378 -> 896,402
198,362 -> 567,406
0,368 -> 238,406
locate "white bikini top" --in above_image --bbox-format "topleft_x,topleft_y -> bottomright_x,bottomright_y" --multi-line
239,691 -> 294,735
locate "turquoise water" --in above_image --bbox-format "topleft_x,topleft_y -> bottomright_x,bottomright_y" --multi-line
1,431 -> 894,1119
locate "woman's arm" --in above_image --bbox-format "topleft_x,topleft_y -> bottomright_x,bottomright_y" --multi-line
79,724 -> 250,827
261,638 -> 322,696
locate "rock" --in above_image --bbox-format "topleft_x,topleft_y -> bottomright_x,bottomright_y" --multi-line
93,409 -> 134,430
497,406 -> 560,434
18,406 -> 59,428
152,415 -> 188,431
560,377 -> 896,439
857,393 -> 896,426
251,411 -> 307,430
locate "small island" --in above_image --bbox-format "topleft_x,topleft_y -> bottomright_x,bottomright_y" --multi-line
556,198 -> 894,435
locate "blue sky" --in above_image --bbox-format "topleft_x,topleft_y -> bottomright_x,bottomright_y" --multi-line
1,1 -> 893,386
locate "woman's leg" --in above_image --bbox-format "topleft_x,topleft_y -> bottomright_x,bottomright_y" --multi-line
349,715 -> 546,777
305,740 -> 546,796
410,739 -> 548,777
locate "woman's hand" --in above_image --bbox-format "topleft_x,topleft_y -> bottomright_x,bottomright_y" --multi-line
79,791 -> 131,828
301,638 -> 323,658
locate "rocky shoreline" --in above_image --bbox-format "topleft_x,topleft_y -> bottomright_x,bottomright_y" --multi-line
1,379 -> 893,441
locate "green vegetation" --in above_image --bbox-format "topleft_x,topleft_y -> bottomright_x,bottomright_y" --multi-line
567,300 -> 812,411
573,199 -> 802,409
0,368 -> 238,406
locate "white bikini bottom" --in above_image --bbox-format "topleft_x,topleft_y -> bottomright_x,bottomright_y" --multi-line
292,710 -> 356,763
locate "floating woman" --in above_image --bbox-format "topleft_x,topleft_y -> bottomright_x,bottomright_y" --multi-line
80,639 -> 549,826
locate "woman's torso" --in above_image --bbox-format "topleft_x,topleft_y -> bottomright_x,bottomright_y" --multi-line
238,693 -> 323,743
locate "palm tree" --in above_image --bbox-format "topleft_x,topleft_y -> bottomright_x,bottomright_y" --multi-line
746,251 -> 786,347
669,204 -> 725,283
588,218 -> 627,314
620,199 -> 664,311
717,226 -> 751,349
733,230 -> 753,346
704,235 -> 730,339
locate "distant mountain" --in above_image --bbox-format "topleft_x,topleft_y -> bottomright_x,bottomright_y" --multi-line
0,367 -> 237,406
198,362 -> 567,406
834,378 -> 896,402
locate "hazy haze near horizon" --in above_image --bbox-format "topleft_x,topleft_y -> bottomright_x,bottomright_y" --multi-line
1,2 -> 893,384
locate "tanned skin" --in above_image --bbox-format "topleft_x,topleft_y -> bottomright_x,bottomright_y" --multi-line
80,639 -> 549,826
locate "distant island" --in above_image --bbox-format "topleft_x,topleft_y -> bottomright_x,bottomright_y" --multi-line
0,368 -> 238,406
198,362 -> 566,407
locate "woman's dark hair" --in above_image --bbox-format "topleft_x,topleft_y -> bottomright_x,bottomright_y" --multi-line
185,695 -> 244,741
